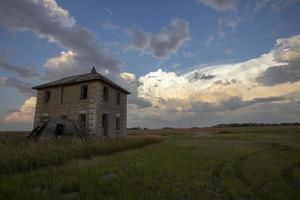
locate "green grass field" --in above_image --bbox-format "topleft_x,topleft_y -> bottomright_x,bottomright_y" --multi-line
0,126 -> 299,200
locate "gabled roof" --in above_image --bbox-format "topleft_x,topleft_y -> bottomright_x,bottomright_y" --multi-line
32,69 -> 130,94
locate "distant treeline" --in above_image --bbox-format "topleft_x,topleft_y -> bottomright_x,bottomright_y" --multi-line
127,122 -> 300,130
213,123 -> 300,128
127,127 -> 148,130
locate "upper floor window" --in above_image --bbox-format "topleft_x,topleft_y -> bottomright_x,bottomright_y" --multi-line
80,85 -> 88,100
44,90 -> 51,103
117,92 -> 121,105
103,86 -> 109,101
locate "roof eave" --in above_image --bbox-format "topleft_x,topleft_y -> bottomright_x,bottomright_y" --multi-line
32,80 -> 131,94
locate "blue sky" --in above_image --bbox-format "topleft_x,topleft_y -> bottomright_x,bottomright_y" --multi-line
1,0 -> 300,130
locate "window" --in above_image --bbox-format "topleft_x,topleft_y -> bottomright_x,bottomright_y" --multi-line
116,116 -> 120,130
60,115 -> 67,120
80,85 -> 88,100
40,116 -> 49,123
117,92 -> 121,105
44,90 -> 51,103
60,88 -> 64,104
103,86 -> 109,101
79,113 -> 86,127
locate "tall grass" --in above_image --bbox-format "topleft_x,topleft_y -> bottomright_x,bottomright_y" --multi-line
0,135 -> 163,175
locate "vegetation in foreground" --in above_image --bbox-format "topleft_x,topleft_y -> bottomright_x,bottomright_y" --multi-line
0,126 -> 300,200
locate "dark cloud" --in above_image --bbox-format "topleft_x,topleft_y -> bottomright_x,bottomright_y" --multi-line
256,35 -> 300,86
128,18 -> 190,58
128,28 -> 149,50
128,96 -> 152,108
127,96 -> 300,128
0,50 -> 44,79
0,77 -> 34,95
256,63 -> 300,86
189,96 -> 285,112
189,72 -> 215,82
197,0 -> 237,12
0,0 -> 122,79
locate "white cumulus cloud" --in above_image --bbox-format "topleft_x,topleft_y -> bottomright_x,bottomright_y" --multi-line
4,96 -> 36,123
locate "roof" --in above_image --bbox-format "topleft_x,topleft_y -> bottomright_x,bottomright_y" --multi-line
32,69 -> 130,94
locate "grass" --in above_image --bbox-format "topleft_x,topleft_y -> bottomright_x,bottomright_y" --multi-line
0,126 -> 300,199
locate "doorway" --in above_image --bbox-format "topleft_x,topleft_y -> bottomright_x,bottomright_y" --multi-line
102,113 -> 108,136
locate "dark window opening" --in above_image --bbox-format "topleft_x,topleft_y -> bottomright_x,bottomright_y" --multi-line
60,88 -> 64,104
102,114 -> 106,127
117,92 -> 121,105
79,113 -> 86,127
116,116 -> 120,130
44,91 -> 51,103
80,85 -> 88,100
40,116 -> 49,123
102,113 -> 108,136
103,86 -> 109,101
60,115 -> 67,120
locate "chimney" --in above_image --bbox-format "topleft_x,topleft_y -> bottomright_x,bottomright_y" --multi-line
91,67 -> 96,73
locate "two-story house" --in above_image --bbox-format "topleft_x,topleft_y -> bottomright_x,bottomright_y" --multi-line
32,67 -> 130,136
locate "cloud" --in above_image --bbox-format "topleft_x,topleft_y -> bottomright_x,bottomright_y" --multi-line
188,96 -> 285,112
253,0 -> 298,12
0,50 -> 44,79
257,35 -> 300,86
256,64 -> 300,86
0,0 -> 122,79
197,0 -> 237,12
102,20 -> 122,31
217,16 -> 239,29
207,15 -> 239,45
104,71 -> 152,109
104,8 -> 112,14
273,35 -> 300,63
183,51 -> 195,58
224,48 -> 233,55
4,96 -> 36,123
127,34 -> 300,127
127,28 -> 150,50
127,18 -> 190,58
120,72 -> 137,83
0,77 -> 34,95
206,33 -> 215,45
172,63 -> 182,68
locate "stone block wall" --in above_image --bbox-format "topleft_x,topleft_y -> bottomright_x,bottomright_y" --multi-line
33,81 -> 128,136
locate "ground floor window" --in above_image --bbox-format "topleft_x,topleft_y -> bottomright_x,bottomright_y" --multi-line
40,116 -> 49,123
60,115 -> 67,120
116,116 -> 120,130
79,113 -> 86,127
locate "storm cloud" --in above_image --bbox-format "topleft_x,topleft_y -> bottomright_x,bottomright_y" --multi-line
0,0 -> 122,79
0,50 -> 44,79
257,35 -> 300,86
127,18 -> 190,58
256,64 -> 300,86
0,77 -> 34,95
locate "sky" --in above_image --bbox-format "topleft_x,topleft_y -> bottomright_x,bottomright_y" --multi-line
0,0 -> 300,130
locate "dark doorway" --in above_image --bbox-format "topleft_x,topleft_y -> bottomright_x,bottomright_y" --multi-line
102,113 -> 108,136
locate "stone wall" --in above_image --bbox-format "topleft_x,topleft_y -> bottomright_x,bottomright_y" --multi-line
33,81 -> 128,136
101,83 -> 127,136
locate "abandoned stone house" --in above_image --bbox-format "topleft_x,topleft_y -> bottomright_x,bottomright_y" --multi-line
32,68 -> 130,136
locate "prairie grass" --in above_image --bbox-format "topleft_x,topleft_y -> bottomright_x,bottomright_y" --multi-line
0,134 -> 163,175
0,126 -> 300,200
